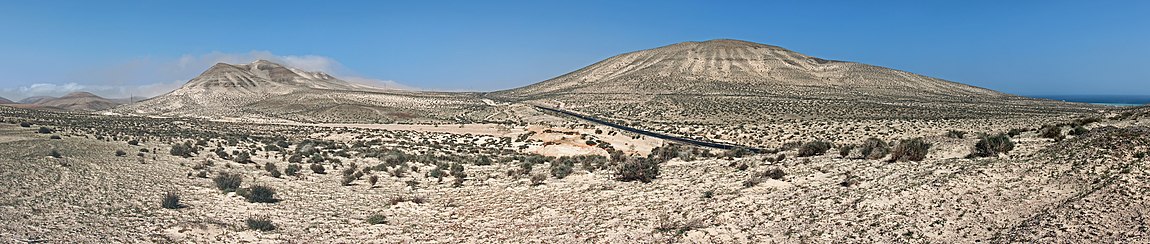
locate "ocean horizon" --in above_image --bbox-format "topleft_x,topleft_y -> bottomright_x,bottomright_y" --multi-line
1029,95 -> 1150,107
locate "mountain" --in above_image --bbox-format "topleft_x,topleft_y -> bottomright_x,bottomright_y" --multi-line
110,60 -> 503,123
19,96 -> 56,104
493,39 -> 1097,122
0,96 -> 13,104
24,92 -> 120,111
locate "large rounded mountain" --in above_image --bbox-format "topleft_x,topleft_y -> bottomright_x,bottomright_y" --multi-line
492,39 -> 1095,122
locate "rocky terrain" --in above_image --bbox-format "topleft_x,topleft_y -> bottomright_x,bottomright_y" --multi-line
1,103 -> 1147,243
0,39 -> 1144,243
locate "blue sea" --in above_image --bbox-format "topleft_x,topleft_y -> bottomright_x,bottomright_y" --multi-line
1029,95 -> 1150,107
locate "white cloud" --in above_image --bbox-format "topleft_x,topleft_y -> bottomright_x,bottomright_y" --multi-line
0,51 -> 409,101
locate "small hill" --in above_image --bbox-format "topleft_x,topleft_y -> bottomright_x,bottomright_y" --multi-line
111,60 -> 503,123
0,96 -> 13,104
28,92 -> 120,111
493,39 -> 1097,122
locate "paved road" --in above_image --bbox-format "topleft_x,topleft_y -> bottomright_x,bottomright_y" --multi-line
535,106 -> 765,153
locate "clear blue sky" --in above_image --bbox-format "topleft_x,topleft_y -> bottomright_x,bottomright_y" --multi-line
0,0 -> 1147,99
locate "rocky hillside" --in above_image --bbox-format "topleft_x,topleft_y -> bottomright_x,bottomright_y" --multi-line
110,60 -> 503,123
493,39 -> 1098,122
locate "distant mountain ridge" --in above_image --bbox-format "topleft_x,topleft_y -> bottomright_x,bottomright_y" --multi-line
493,39 -> 1096,121
110,60 -> 502,123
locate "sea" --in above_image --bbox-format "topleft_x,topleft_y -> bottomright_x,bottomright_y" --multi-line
1029,95 -> 1150,107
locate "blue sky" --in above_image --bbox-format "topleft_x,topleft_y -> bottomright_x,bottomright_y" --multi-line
0,0 -> 1147,99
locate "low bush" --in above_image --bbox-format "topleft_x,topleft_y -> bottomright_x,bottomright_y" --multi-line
945,130 -> 966,139
615,157 -> 660,183
972,133 -> 1014,157
1039,126 -> 1063,140
550,157 -> 575,179
49,135 -> 61,140
859,138 -> 890,160
115,150 -> 127,157
285,164 -> 301,176
245,215 -> 276,231
889,138 -> 931,162
265,162 -> 281,178
48,149 -> 61,158
19,122 -> 31,127
245,185 -> 276,203
838,144 -> 855,158
213,172 -> 243,192
37,127 -> 53,134
797,140 -> 832,157
161,192 -> 181,209
367,214 -> 387,225
1069,125 -> 1089,136
530,173 -> 547,186
310,163 -> 325,174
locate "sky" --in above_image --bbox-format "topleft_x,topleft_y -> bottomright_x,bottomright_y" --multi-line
0,0 -> 1147,100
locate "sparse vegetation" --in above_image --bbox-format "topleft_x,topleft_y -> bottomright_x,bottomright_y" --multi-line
972,133 -> 1014,157
161,192 -> 181,209
265,162 -> 281,178
285,164 -> 301,176
213,172 -> 243,192
889,138 -> 930,162
310,163 -> 326,174
550,157 -> 575,179
859,138 -> 890,160
797,140 -> 832,157
245,185 -> 277,203
367,214 -> 388,225
245,215 -> 276,231
616,157 -> 660,183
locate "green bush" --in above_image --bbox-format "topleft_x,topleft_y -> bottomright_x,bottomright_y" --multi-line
972,133 -> 1014,157
859,138 -> 890,160
285,164 -> 301,176
245,185 -> 276,203
615,157 -> 660,183
161,192 -> 181,209
265,162 -> 281,178
170,144 -> 194,158
550,157 -> 575,179
797,140 -> 832,157
1039,126 -> 1063,140
889,138 -> 931,162
310,163 -> 325,174
367,214 -> 387,225
213,172 -> 243,192
245,215 -> 276,231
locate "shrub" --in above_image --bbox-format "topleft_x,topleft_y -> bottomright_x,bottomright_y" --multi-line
615,157 -> 660,183
1008,128 -> 1024,137
265,162 -> 281,178
128,140 -> 139,146
368,175 -> 379,187
367,214 -> 388,225
859,138 -> 890,160
245,185 -> 276,203
37,127 -> 53,134
19,122 -> 31,127
285,164 -> 301,176
518,160 -> 534,175
161,192 -> 181,209
341,174 -> 357,186
310,163 -> 326,174
1069,126 -> 1089,136
115,150 -> 127,157
764,168 -> 786,180
838,144 -> 855,158
234,151 -> 252,164
550,158 -> 575,179
49,135 -> 61,140
245,215 -> 276,231
972,133 -> 1014,157
797,140 -> 832,157
1039,126 -> 1063,140
945,130 -> 966,139
213,172 -> 243,192
48,149 -> 61,158
889,138 -> 931,162
170,144 -> 193,158
449,163 -> 465,177
530,173 -> 547,186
